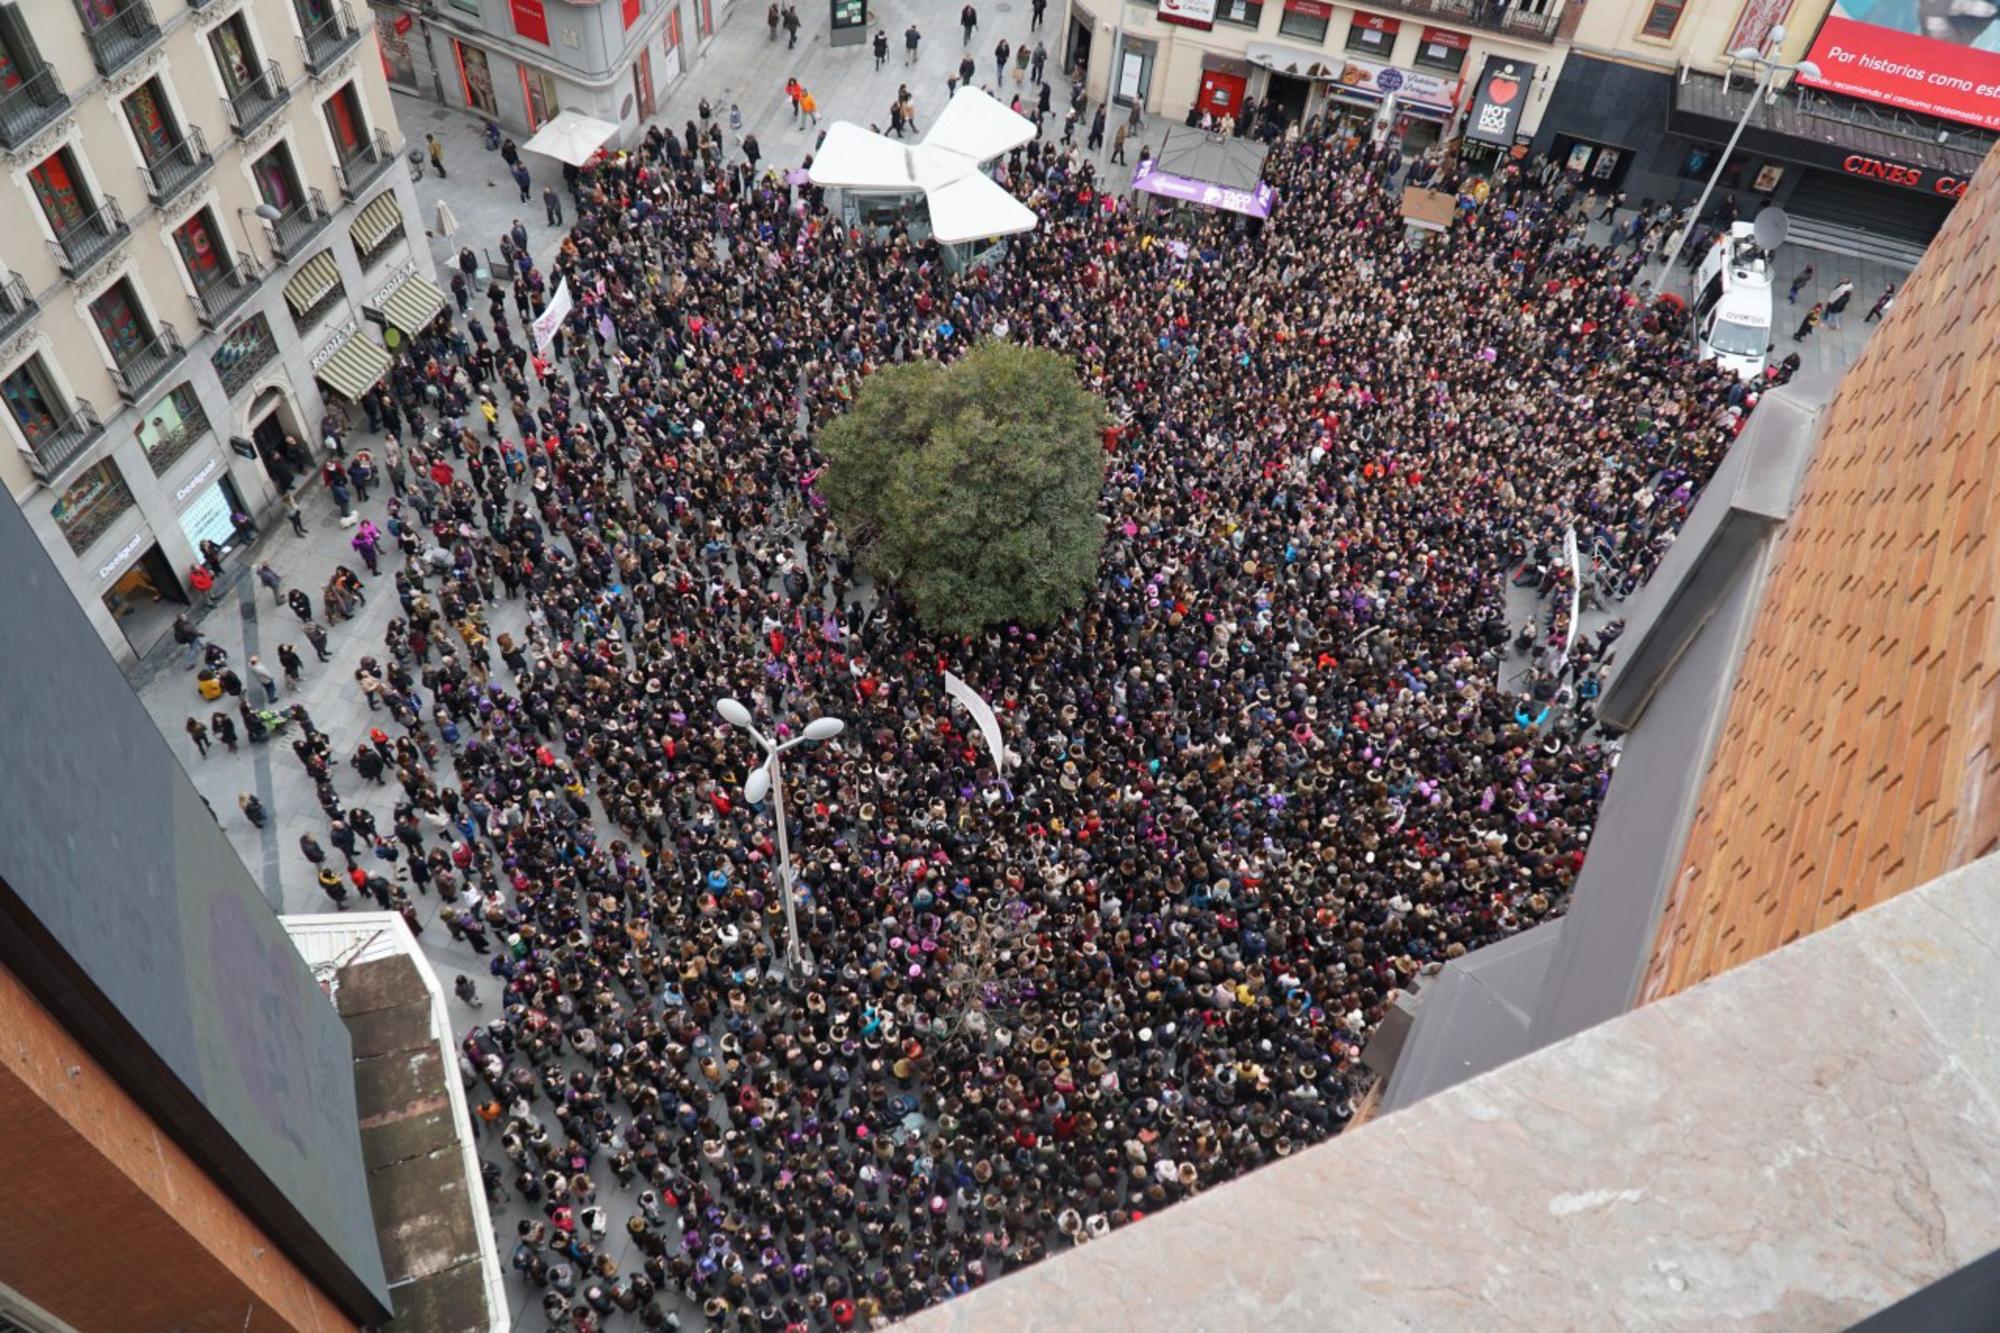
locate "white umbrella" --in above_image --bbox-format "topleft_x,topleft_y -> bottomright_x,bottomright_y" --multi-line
522,109 -> 621,167
433,199 -> 459,238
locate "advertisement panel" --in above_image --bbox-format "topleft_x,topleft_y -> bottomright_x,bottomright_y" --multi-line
1466,55 -> 1536,145
1801,3 -> 2000,131
1336,54 -> 1461,108
1159,0 -> 1219,28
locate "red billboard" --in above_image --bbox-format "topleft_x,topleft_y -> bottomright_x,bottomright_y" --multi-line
1801,6 -> 2000,132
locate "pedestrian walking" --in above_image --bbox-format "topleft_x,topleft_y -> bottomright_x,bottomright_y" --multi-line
1865,282 -> 1896,322
426,132 -> 446,178
279,642 -> 305,688
1014,42 -> 1031,85
543,185 -> 563,226
211,711 -> 238,755
1786,263 -> 1813,304
800,90 -> 818,125
1793,302 -> 1823,342
743,134 -> 761,172
186,716 -> 210,757
874,28 -> 888,69
304,621 -> 331,662
1031,0 -> 1047,27
782,3 -> 801,47
1112,123 -> 1128,165
283,490 -> 307,536
1088,104 -> 1106,151
511,161 -> 532,202
189,563 -> 219,607
995,38 -> 1011,84
173,613 -> 205,669
786,76 -> 803,124
256,560 -> 284,604
768,0 -> 780,40
248,655 -> 279,704
239,792 -> 268,829
905,23 -> 921,64
961,3 -> 977,45
1824,277 -> 1854,329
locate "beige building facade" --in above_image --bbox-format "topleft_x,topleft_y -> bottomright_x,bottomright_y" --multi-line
0,0 -> 440,664
1061,0 -> 1570,150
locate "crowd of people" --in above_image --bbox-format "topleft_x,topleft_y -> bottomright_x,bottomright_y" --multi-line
259,101 -> 1759,1331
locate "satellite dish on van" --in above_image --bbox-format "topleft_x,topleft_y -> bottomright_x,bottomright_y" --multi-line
1753,207 -> 1790,251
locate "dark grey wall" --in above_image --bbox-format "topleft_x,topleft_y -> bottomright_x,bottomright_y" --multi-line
0,497 -> 390,1319
1533,55 -> 1693,207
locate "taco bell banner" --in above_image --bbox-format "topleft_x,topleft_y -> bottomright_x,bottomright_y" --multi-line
1130,159 -> 1277,218
1465,56 -> 1536,146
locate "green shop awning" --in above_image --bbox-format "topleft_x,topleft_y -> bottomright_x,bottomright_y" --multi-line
314,334 -> 391,402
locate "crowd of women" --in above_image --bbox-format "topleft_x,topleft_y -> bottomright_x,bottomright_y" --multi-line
293,109 -> 1754,1330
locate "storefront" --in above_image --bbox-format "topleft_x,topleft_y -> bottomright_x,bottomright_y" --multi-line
1539,55 -> 1978,244
1197,55 -> 1251,122
172,451 -> 248,560
1246,43 -> 1460,141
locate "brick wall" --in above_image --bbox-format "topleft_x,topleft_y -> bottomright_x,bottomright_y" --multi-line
0,962 -> 356,1332
1640,150 -> 2000,1001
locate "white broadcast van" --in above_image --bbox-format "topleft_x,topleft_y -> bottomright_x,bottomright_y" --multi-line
1690,221 -> 1774,380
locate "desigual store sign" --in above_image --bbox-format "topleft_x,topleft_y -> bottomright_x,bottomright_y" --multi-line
1839,152 -> 1973,197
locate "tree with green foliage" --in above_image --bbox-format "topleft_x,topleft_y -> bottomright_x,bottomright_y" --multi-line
818,341 -> 1109,638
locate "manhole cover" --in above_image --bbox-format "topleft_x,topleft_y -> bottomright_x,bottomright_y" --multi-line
432,109 -> 452,121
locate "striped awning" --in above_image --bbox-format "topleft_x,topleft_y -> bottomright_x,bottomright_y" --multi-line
377,272 -> 445,333
282,249 -> 342,315
349,189 -> 403,256
314,335 -> 392,402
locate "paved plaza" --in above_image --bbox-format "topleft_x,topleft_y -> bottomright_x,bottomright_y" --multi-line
122,5 -> 1915,1325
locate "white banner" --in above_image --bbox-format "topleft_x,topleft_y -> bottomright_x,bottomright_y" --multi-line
532,277 -> 573,355
944,672 -> 1010,774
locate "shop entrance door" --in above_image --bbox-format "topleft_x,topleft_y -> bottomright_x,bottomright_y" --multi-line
1264,72 -> 1311,127
1198,71 -> 1247,121
253,409 -> 301,494
1065,12 -> 1092,80
1786,167 -> 1954,246
103,542 -> 185,657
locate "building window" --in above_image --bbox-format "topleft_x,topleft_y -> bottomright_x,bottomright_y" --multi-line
211,313 -> 277,395
1412,26 -> 1469,72
444,0 -> 478,12
122,77 -> 181,164
697,0 -> 713,38
511,0 -> 549,44
208,12 -> 260,96
251,144 -> 301,212
50,458 -> 134,553
456,41 -> 497,115
522,68 -> 559,130
137,381 -> 207,474
28,147 -> 95,236
173,208 -> 228,287
624,0 -> 642,26
665,5 -> 681,51
323,81 -> 366,161
1640,0 -> 1686,37
1345,12 -> 1399,55
1277,0 -> 1332,42
87,278 -> 153,366
1215,0 -> 1264,25
3,356 -> 64,447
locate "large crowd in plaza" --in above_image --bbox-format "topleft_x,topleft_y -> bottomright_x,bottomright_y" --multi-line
248,93 -> 1763,1331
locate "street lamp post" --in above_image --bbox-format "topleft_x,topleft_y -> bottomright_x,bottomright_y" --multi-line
716,698 -> 845,983
1655,28 -> 1821,283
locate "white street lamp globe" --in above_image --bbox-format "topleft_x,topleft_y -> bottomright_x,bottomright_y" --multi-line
744,765 -> 772,805
717,698 -> 753,728
1729,45 -> 1762,62
804,717 -> 846,741
1794,60 -> 1821,80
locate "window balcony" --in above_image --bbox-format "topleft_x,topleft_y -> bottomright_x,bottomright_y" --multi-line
21,398 -> 104,484
144,394 -> 209,474
266,186 -> 331,259
334,129 -> 394,200
0,64 -> 69,151
47,197 -> 129,277
190,250 -> 265,329
139,126 -> 213,206
110,322 -> 185,403
83,0 -> 164,77
298,1 -> 365,74
222,60 -> 289,138
0,272 -> 37,346
1352,0 -> 1564,41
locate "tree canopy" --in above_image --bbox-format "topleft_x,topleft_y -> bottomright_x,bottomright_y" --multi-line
818,341 -> 1108,638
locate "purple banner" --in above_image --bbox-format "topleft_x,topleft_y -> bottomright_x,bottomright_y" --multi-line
1130,160 -> 1276,218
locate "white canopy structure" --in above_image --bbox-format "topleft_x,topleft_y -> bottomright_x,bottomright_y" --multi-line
522,110 -> 620,166
807,87 -> 1038,245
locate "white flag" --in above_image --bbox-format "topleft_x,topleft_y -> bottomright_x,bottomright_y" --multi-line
944,672 -> 1009,775
532,277 -> 573,355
